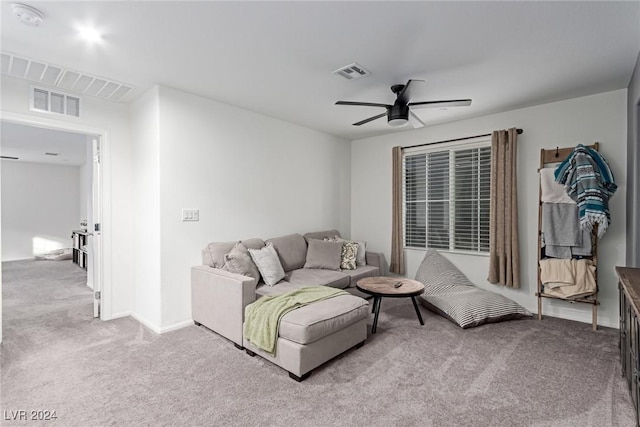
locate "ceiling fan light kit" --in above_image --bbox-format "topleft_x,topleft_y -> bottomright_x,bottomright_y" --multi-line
335,79 -> 472,129
388,119 -> 408,127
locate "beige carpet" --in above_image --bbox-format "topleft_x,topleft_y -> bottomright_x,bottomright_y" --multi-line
1,259 -> 636,426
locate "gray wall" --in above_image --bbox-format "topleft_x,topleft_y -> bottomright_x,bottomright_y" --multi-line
627,51 -> 640,267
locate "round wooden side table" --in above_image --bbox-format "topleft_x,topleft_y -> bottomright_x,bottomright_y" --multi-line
356,276 -> 425,334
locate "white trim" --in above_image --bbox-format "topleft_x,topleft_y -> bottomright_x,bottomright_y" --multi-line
131,313 -> 161,334
159,319 -> 194,334
109,311 -> 132,320
130,314 -> 193,334
0,111 -> 102,134
405,247 -> 490,257
0,110 -> 109,319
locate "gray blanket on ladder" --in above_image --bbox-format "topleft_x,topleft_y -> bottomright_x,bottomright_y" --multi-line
542,203 -> 591,258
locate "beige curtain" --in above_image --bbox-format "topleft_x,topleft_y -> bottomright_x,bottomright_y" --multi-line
487,128 -> 520,288
390,146 -> 405,275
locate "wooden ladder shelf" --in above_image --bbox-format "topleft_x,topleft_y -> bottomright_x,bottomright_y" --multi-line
536,143 -> 599,330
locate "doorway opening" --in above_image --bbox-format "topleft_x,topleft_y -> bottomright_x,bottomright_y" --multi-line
1,118 -> 103,329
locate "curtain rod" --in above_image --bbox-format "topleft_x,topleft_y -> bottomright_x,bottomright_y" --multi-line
402,128 -> 523,150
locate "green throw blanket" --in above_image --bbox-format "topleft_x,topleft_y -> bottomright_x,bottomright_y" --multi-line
243,286 -> 348,356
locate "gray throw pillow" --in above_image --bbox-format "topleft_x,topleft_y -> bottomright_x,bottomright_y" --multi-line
222,242 -> 261,285
304,239 -> 342,271
249,243 -> 285,286
356,241 -> 367,267
303,229 -> 342,243
206,241 -> 238,268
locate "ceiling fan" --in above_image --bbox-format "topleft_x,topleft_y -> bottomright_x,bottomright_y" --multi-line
335,79 -> 472,128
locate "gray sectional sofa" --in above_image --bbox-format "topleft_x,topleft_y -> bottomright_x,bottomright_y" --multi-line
191,229 -> 385,380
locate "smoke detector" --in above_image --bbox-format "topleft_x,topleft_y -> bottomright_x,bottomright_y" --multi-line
12,3 -> 44,26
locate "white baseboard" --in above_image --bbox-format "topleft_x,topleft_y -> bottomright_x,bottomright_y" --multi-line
527,301 -> 617,329
159,319 -> 194,333
107,311 -> 132,320
130,313 -> 194,334
131,312 -> 162,334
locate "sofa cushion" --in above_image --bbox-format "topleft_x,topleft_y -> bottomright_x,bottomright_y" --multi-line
221,242 -> 260,285
286,268 -> 350,289
249,243 -> 285,286
266,234 -> 308,272
205,241 -> 238,268
279,295 -> 369,345
255,281 -> 306,298
241,238 -> 265,251
303,229 -> 341,242
304,239 -> 342,271
342,265 -> 380,287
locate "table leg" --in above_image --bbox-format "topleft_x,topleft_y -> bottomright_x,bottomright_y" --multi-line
411,296 -> 424,326
371,297 -> 382,334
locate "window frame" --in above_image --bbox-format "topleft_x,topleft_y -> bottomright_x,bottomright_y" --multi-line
402,138 -> 492,255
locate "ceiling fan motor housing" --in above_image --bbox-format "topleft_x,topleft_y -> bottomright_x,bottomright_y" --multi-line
388,103 -> 409,121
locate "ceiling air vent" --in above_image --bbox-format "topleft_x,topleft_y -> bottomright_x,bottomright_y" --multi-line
31,86 -> 81,117
333,63 -> 371,80
1,51 -> 135,102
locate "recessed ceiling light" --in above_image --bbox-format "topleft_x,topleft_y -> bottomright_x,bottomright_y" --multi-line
77,26 -> 102,43
12,3 -> 44,26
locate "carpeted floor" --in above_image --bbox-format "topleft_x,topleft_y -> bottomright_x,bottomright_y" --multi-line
1,259 -> 636,426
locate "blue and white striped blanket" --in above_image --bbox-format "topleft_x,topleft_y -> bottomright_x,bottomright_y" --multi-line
554,144 -> 617,238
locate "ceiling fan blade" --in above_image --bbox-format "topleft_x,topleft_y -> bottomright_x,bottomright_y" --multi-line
336,101 -> 391,108
397,79 -> 425,105
408,99 -> 472,109
1,155 -> 19,160
353,112 -> 387,126
409,111 -> 425,129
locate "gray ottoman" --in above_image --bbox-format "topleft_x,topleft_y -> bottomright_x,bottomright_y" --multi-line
243,294 -> 369,381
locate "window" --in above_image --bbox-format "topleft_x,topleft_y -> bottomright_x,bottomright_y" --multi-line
404,141 -> 491,253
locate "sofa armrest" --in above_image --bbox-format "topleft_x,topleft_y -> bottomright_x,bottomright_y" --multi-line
365,251 -> 387,276
191,266 -> 256,346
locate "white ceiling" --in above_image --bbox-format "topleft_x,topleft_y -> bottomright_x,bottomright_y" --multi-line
1,1 -> 639,140
1,121 -> 88,166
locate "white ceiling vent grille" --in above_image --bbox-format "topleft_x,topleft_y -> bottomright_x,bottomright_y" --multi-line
31,86 -> 80,117
1,51 -> 135,102
333,63 -> 371,80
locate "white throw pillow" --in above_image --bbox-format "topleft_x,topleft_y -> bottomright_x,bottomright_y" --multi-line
249,243 -> 285,286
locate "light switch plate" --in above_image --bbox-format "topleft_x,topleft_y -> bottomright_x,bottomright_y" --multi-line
182,209 -> 199,221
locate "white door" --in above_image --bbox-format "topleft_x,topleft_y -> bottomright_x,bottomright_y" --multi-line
92,137 -> 102,318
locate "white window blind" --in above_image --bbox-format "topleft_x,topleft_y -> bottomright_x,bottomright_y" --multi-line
404,141 -> 491,253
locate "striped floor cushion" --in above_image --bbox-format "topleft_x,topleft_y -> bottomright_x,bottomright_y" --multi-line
414,249 -> 531,329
